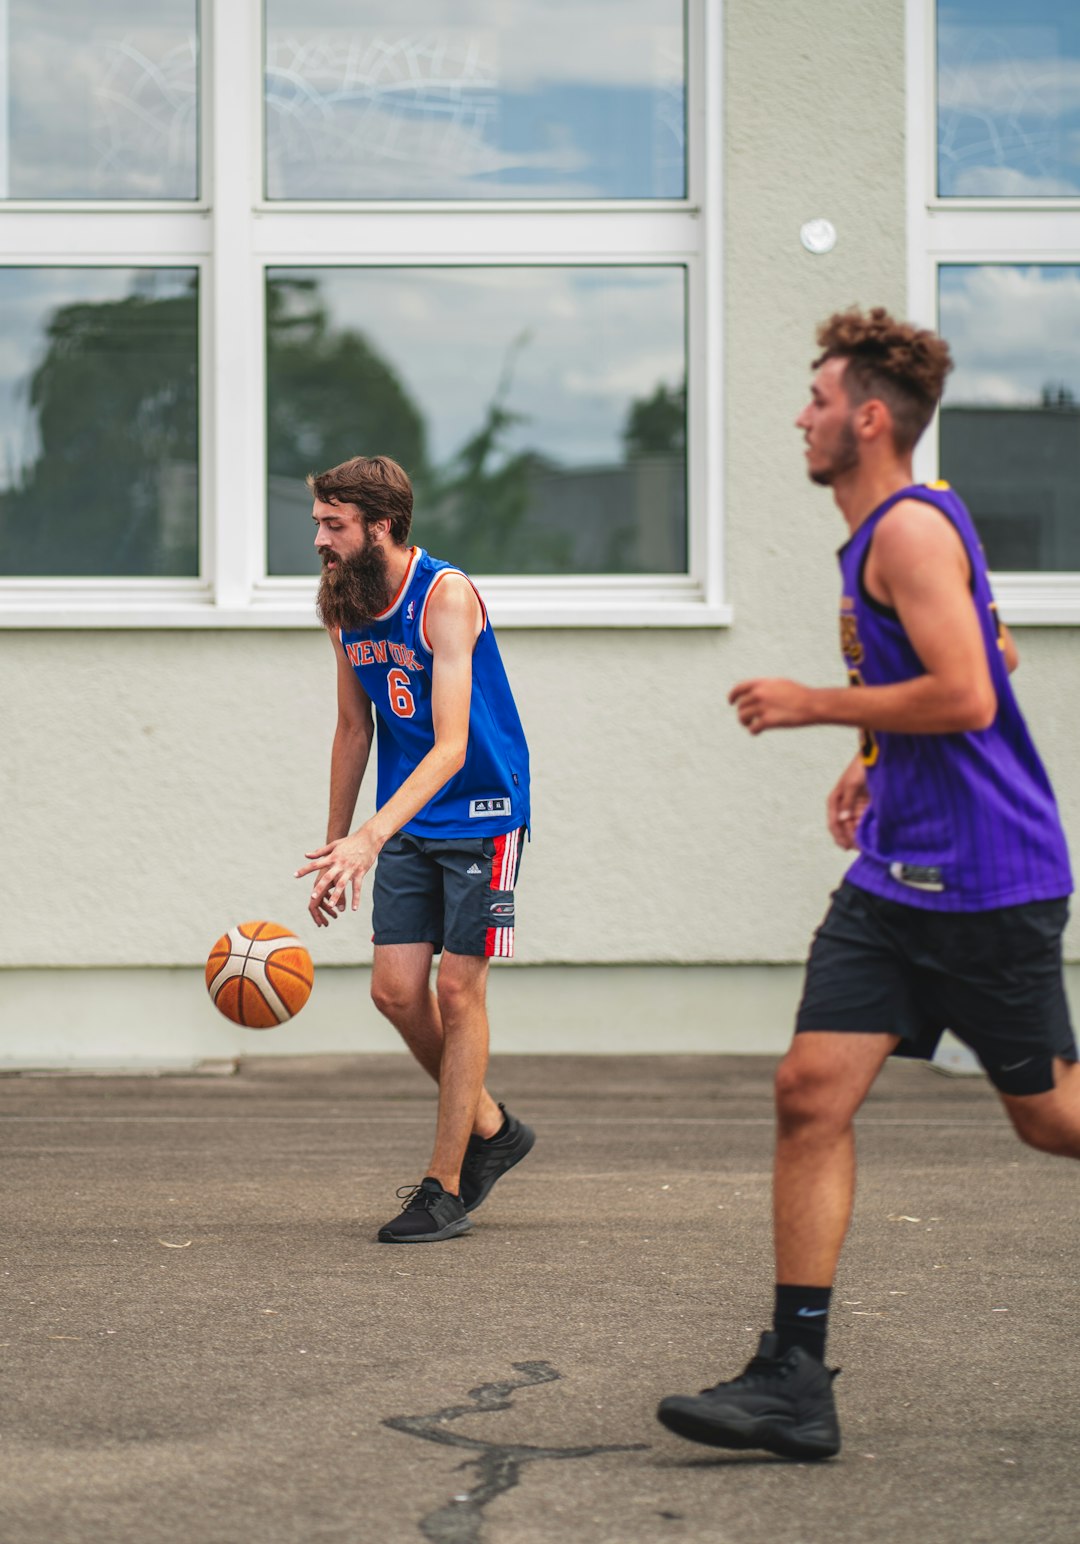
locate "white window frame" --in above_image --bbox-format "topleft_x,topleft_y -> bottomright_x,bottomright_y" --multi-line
907,0 -> 1080,624
0,0 -> 727,629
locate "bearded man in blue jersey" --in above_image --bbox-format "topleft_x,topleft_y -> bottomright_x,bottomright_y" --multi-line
296,455 -> 534,1244
658,307 -> 1079,1459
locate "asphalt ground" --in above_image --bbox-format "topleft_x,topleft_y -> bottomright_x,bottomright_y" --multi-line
2,1052 -> 1078,1544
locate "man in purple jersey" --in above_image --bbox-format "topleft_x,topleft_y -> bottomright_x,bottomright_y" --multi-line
657,307 -> 1079,1460
295,455 -> 534,1245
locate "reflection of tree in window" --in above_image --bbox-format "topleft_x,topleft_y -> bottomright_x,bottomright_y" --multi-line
1041,382 -> 1076,410
0,280 -> 198,577
423,364 -> 687,575
624,380 -> 685,456
267,287 -> 567,574
420,331 -> 571,575
267,277 -> 429,485
266,274 -> 687,577
267,275 -> 431,574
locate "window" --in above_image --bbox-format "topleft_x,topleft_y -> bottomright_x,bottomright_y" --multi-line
2,0 -> 199,200
936,0 -> 1080,198
264,0 -> 685,201
909,0 -> 1080,621
938,265 -> 1080,573
0,1 -> 723,629
265,265 -> 688,578
0,268 -> 199,576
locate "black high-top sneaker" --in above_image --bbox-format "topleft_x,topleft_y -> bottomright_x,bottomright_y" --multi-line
657,1332 -> 841,1459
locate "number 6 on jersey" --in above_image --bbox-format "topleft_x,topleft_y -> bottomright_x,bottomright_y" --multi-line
387,667 -> 415,718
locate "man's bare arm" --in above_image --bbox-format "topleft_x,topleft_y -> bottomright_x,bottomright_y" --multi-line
327,628 -> 375,840
302,632 -> 375,926
731,501 -> 998,736
297,576 -> 482,917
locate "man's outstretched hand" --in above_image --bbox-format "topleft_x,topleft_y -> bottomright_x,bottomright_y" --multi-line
729,678 -> 816,733
296,828 -> 381,927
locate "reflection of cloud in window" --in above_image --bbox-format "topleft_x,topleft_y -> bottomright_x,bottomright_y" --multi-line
949,166 -> 1076,195
938,23 -> 1080,195
290,266 -> 684,466
265,5 -> 683,198
8,6 -> 197,198
267,93 -> 593,197
267,1 -> 683,88
938,57 -> 1080,114
941,266 -> 1080,405
564,354 -> 684,398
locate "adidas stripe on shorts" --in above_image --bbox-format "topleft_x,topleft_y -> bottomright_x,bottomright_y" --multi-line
372,828 -> 525,959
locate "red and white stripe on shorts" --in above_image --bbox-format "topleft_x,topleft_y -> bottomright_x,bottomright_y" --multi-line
485,827 -> 521,959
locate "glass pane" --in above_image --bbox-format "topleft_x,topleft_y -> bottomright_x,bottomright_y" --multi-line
266,266 -> 686,575
2,0 -> 198,199
938,1 -> 1080,197
0,269 -> 199,576
939,265 -> 1080,570
265,0 -> 685,200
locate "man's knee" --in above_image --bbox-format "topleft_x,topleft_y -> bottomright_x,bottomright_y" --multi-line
775,1054 -> 826,1130
371,973 -> 426,1021
775,1043 -> 856,1136
1006,1102 -> 1080,1158
1012,1116 -> 1057,1154
1002,1060 -> 1080,1158
436,956 -> 488,1021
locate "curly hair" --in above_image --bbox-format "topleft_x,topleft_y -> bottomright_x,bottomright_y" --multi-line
307,455 -> 413,545
812,307 -> 954,452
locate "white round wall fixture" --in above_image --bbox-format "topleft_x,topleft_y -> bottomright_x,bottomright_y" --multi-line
800,219 -> 837,255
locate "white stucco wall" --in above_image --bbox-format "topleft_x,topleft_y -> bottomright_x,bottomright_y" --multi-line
2,0 -> 1078,1062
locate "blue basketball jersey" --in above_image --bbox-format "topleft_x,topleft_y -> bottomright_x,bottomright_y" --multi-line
838,483 -> 1072,911
339,548 -> 530,839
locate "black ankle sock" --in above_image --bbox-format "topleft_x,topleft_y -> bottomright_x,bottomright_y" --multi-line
773,1283 -> 832,1361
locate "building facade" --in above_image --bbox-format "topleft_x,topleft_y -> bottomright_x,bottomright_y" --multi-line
2,0 -> 1078,1066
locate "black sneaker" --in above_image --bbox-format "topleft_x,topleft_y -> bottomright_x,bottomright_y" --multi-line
459,1105 -> 535,1213
656,1332 -> 841,1460
376,1177 -> 473,1244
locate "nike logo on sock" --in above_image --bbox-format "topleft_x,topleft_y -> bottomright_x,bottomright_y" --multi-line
796,1307 -> 828,1317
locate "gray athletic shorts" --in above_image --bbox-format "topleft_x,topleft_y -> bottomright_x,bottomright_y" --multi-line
372,828 -> 525,958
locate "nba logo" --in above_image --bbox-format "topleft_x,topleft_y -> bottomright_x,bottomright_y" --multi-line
406,601 -> 415,620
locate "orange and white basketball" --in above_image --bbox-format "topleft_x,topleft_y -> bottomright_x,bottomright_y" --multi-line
205,921 -> 314,1028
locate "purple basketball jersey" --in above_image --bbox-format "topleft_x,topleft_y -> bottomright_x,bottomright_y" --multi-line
838,482 -> 1072,912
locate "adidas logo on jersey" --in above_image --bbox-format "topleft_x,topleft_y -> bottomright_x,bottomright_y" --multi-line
469,797 -> 510,818
466,863 -> 482,876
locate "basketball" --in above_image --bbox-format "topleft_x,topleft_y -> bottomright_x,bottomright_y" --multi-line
205,921 -> 314,1028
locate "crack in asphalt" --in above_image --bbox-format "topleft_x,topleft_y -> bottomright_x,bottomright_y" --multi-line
383,1360 -> 648,1543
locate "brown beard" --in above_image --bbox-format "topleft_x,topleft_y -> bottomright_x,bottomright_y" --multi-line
316,543 -> 393,631
808,416 -> 860,487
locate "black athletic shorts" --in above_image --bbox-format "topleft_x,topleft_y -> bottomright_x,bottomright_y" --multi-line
795,880 -> 1075,1096
371,828 -> 524,959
